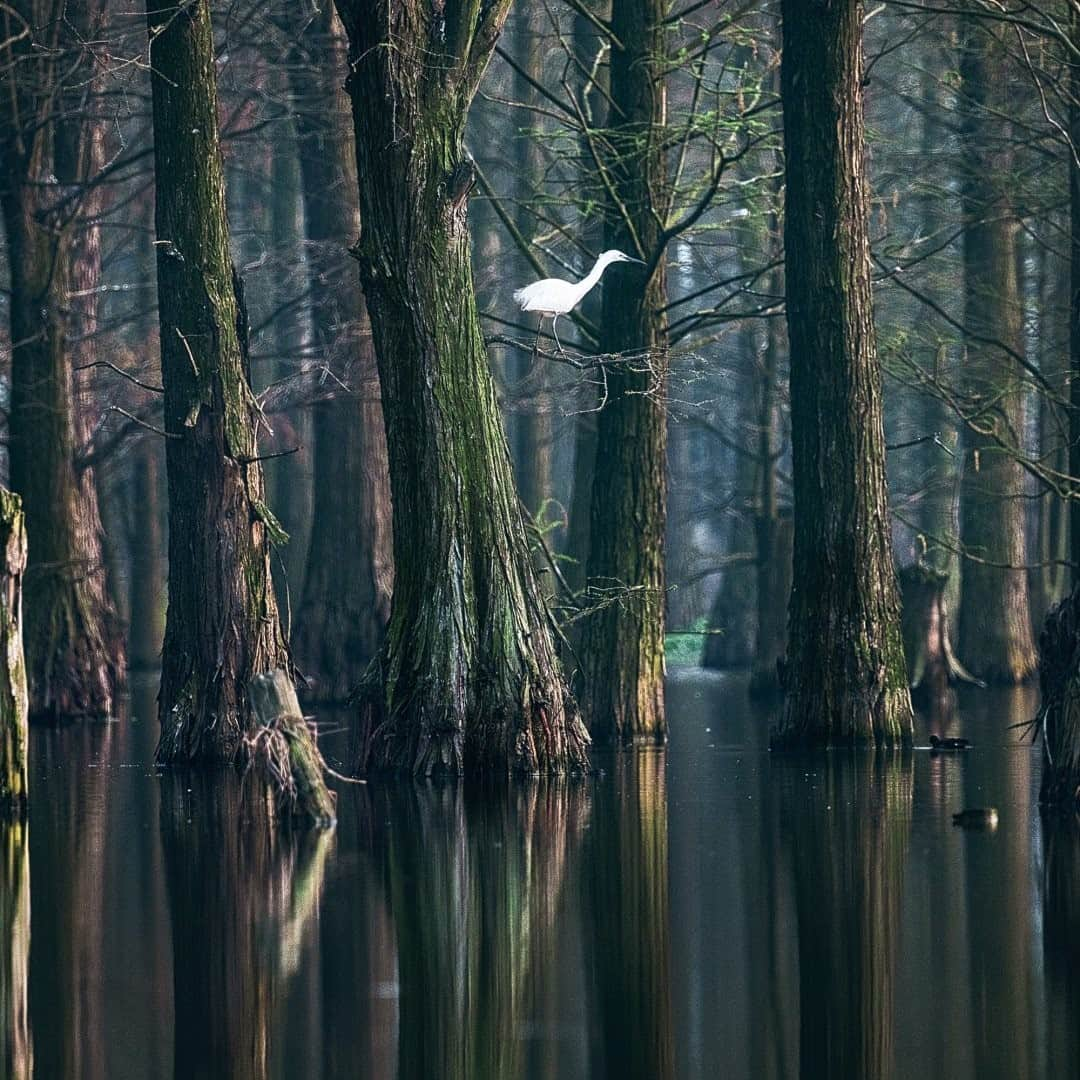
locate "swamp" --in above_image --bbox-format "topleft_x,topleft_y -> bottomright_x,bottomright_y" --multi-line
3,0 -> 1080,1077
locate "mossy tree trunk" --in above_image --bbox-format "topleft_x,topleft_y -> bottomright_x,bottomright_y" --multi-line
0,818 -> 29,1080
955,17 -> 1037,684
147,0 -> 334,823
286,6 -> 393,703
335,0 -> 589,775
0,495 -> 28,814
774,0 -> 913,746
0,0 -> 123,720
578,0 -> 670,745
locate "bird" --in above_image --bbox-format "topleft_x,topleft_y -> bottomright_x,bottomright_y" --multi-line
952,807 -> 998,830
929,734 -> 971,751
513,249 -> 644,353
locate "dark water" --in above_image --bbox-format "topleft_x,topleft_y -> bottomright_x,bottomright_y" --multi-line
5,669 -> 1075,1078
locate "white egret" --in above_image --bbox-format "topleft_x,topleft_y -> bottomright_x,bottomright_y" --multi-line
513,249 -> 644,352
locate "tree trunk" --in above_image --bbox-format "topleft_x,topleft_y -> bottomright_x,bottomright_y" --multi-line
774,0 -> 913,746
286,7 -> 393,703
0,819 -> 29,1080
511,6 -> 554,522
1071,3 -> 1080,586
147,0 -> 334,823
1038,587 -> 1080,807
335,0 -> 589,775
0,495 -> 28,814
578,0 -> 669,745
955,17 -> 1037,684
128,440 -> 166,670
749,510 -> 793,696
0,2 -> 123,720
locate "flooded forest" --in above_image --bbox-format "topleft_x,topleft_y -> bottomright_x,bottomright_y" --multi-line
3,0 -> 1080,1077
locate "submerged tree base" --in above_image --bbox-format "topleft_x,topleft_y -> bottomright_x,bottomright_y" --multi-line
353,647 -> 592,778
1038,589 -> 1080,807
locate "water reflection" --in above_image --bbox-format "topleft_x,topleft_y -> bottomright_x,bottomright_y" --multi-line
368,779 -> 590,1080
159,774 -> 331,1080
12,672 -> 1074,1078
29,724 -> 113,1079
0,818 -> 29,1079
775,752 -> 913,1080
583,751 -> 673,1079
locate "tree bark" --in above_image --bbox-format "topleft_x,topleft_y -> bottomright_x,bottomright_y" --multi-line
127,440 -> 166,670
578,0 -> 669,744
0,819 -> 29,1080
1038,587 -> 1080,807
0,1 -> 123,719
335,0 -> 590,775
774,0 -> 913,746
0,495 -> 28,814
955,17 -> 1037,683
1071,3 -> 1080,587
147,0 -> 334,823
286,7 -> 393,703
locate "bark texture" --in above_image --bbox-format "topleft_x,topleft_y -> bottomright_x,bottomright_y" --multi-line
0,1 -> 123,719
775,0 -> 913,746
287,6 -> 393,703
0,495 -> 28,813
0,820 -> 29,1080
578,0 -> 669,745
1038,588 -> 1080,807
336,0 -> 589,775
147,0 -> 334,822
955,17 -> 1037,683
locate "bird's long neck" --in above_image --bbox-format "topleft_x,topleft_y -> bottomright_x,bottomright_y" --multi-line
572,255 -> 611,306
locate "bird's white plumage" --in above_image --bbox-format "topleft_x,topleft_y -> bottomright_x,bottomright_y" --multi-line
513,250 -> 643,351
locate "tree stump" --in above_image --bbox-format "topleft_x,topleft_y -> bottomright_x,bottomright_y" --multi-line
0,492 -> 28,813
249,670 -> 336,827
899,564 -> 980,706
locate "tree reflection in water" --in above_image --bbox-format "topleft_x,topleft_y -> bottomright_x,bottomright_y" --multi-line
371,779 -> 589,1080
1044,816 -> 1080,1075
776,751 -> 913,1080
583,749 -> 674,1080
159,773 -> 331,1080
0,817 -> 29,1079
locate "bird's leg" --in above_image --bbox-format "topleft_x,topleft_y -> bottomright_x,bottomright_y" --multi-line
533,314 -> 543,358
552,314 -> 564,354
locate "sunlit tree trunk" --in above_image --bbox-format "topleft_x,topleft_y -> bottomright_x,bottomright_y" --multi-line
287,7 -> 393,703
0,1 -> 123,719
0,495 -> 28,813
774,0 -> 913,746
579,0 -> 669,744
955,17 -> 1037,683
147,0 -> 334,821
336,0 -> 589,774
0,819 -> 29,1080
